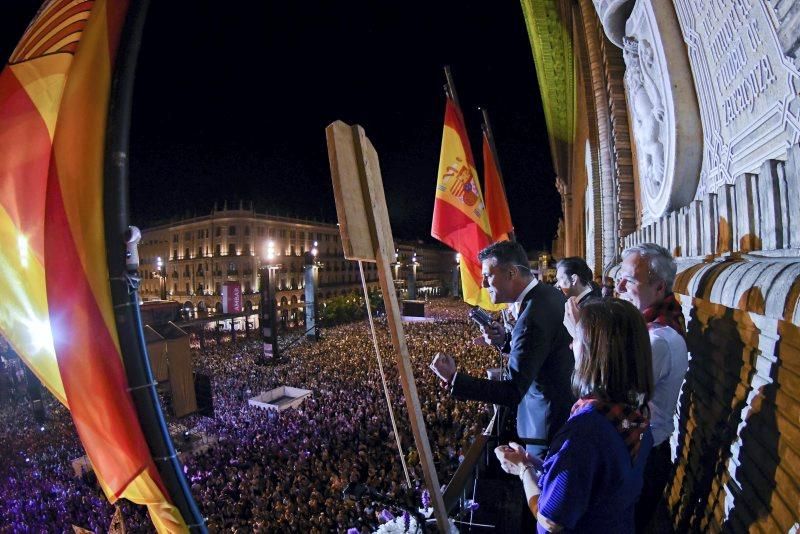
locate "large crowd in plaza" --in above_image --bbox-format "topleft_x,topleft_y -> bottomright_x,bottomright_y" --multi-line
0,299 -> 499,532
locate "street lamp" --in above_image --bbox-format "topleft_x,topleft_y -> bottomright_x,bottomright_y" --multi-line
538,253 -> 548,282
452,253 -> 461,298
155,256 -> 167,300
392,249 -> 400,282
407,251 -> 418,299
304,241 -> 321,341
259,241 -> 281,361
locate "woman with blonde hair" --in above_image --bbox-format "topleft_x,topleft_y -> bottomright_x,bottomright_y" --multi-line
496,299 -> 654,533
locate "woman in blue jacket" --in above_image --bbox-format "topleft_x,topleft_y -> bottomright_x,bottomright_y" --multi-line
496,298 -> 655,533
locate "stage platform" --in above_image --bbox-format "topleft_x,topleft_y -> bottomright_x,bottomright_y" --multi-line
248,386 -> 312,411
401,315 -> 435,323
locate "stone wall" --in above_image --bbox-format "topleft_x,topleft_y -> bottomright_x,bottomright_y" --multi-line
659,255 -> 800,531
624,144 -> 800,258
618,144 -> 800,532
587,1 -> 800,530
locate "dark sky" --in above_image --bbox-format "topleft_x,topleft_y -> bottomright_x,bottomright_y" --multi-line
2,1 -> 560,249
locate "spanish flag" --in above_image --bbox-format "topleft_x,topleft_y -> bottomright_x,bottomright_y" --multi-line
482,131 -> 513,242
0,1 -> 185,531
431,97 -> 503,311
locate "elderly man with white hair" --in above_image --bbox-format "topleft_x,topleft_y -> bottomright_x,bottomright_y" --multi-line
615,243 -> 688,532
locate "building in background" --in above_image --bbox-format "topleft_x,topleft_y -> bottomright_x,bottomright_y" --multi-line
392,240 -> 457,298
138,204 -> 454,325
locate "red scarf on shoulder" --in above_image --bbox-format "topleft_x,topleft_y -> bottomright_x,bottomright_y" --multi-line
642,292 -> 685,338
571,396 -> 649,462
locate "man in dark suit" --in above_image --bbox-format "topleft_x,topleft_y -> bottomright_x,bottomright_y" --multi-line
557,257 -> 602,340
555,257 -> 602,305
430,241 -> 574,457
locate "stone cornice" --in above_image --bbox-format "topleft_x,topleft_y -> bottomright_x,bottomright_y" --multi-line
674,256 -> 800,324
520,0 -> 576,175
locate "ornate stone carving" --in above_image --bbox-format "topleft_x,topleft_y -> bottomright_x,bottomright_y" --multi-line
674,0 -> 800,195
591,0 -> 636,47
624,0 -> 703,222
766,0 -> 800,69
624,36 -> 666,204
520,0 -> 575,155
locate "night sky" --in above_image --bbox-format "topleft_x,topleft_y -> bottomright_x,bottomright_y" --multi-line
2,1 -> 560,250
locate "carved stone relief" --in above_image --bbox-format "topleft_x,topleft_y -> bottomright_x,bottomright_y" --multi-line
591,0 -> 636,47
624,37 -> 666,208
674,0 -> 800,196
624,0 -> 703,223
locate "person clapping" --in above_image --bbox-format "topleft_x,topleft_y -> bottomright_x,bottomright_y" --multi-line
496,299 -> 654,533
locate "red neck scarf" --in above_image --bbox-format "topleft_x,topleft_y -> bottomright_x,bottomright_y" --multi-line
643,292 -> 685,338
571,396 -> 649,462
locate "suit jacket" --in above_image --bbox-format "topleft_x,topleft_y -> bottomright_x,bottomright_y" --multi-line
578,285 -> 603,306
451,282 -> 575,445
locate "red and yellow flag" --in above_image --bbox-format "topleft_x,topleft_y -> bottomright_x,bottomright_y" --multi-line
482,131 -> 513,242
0,1 -> 184,531
431,97 -> 503,311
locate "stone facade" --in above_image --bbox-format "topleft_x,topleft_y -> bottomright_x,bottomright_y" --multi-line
139,206 -> 452,322
675,0 -> 800,197
624,0 -> 703,221
528,0 -> 800,529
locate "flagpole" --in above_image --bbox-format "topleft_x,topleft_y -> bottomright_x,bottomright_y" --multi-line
443,65 -> 462,110
103,1 -> 206,531
480,107 -> 516,242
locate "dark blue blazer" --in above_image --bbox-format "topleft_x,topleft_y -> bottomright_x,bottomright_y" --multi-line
451,282 -> 575,445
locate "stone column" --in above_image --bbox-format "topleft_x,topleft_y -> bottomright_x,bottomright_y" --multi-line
304,261 -> 319,340
406,265 -> 417,300
452,263 -> 461,298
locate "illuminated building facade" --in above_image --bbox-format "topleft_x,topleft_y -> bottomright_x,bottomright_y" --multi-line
138,205 -> 454,322
139,205 -> 380,323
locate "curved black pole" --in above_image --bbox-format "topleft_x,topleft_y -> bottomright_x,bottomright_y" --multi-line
103,0 -> 206,530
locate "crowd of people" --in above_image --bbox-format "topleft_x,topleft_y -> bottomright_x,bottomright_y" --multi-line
0,299 -> 500,532
0,241 -> 689,533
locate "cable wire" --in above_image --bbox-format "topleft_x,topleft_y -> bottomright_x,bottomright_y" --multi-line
358,261 -> 413,488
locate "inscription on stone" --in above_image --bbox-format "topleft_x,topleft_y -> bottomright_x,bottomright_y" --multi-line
675,0 -> 800,195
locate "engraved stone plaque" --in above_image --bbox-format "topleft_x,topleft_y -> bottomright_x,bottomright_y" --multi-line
624,0 -> 703,222
675,0 -> 800,196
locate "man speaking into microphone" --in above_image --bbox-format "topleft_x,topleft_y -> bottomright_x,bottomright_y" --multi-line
430,241 -> 574,457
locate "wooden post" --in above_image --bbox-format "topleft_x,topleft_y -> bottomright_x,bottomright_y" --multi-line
326,121 -> 449,533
